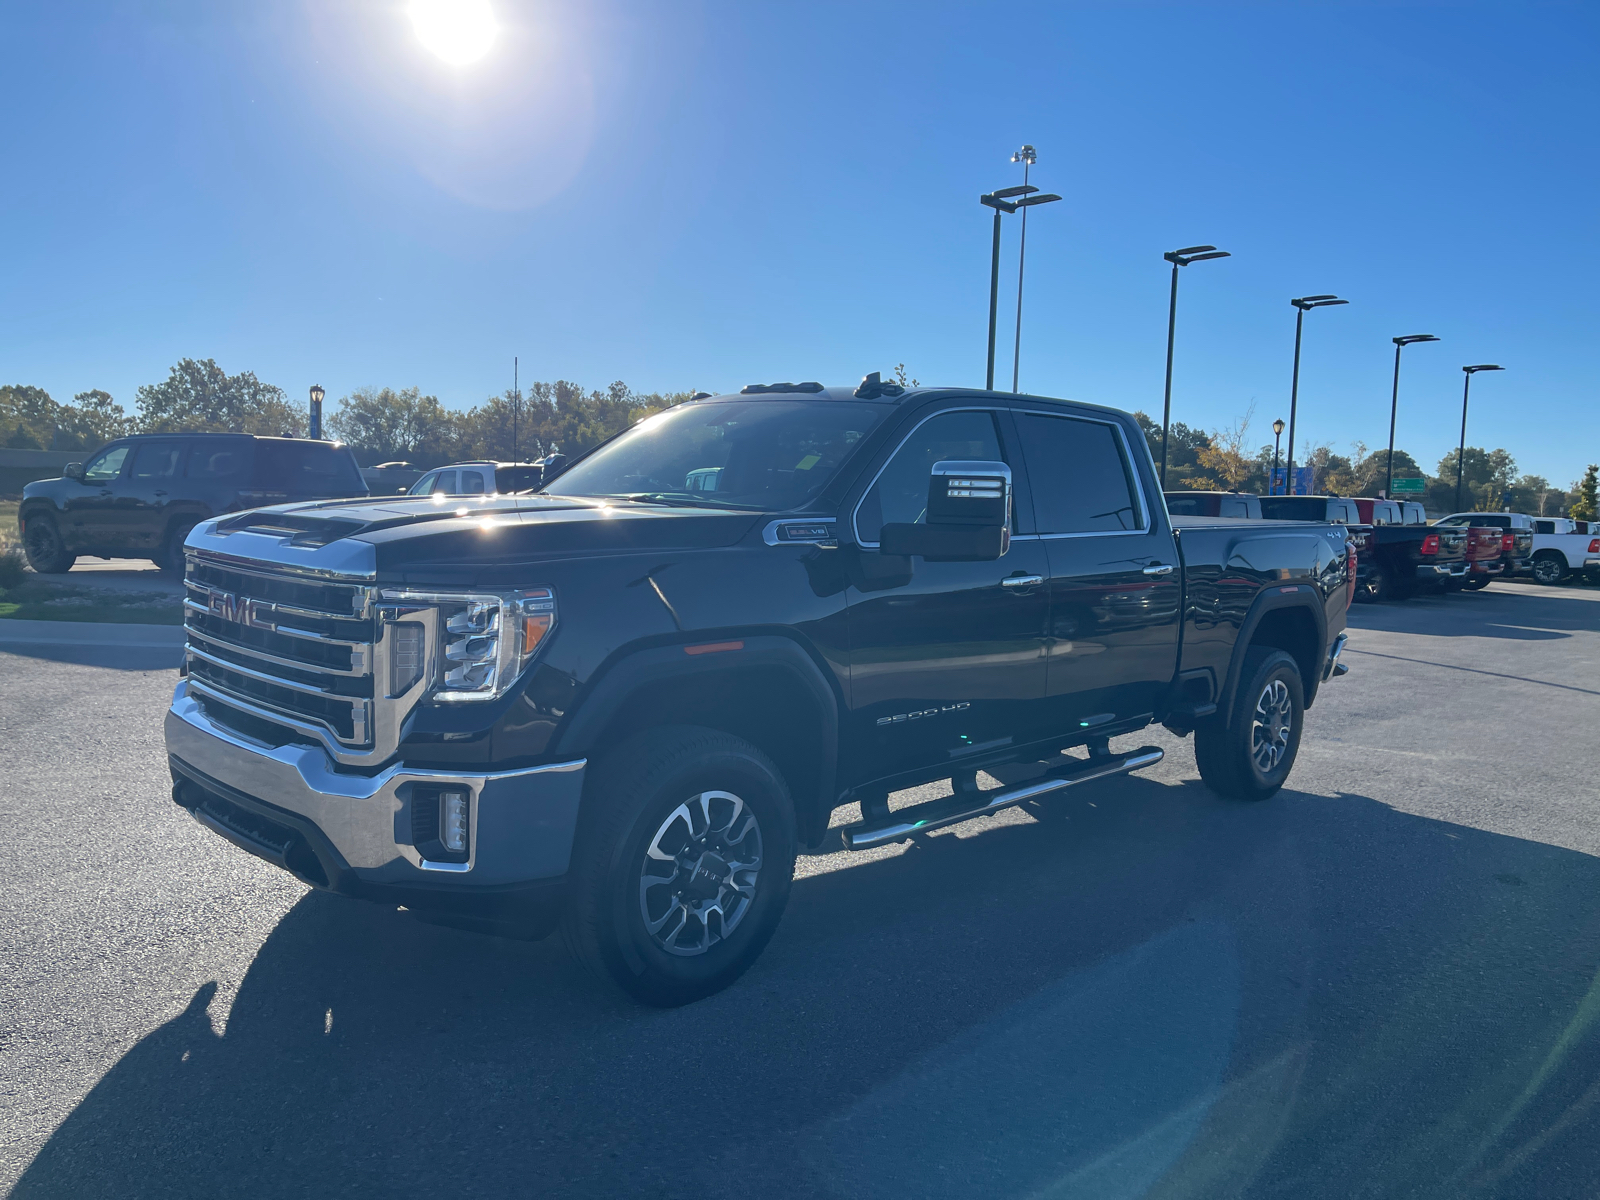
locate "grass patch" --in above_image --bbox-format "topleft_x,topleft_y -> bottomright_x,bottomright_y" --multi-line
0,576 -> 183,624
0,499 -> 18,553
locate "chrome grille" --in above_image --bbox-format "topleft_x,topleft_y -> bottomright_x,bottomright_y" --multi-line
184,555 -> 377,749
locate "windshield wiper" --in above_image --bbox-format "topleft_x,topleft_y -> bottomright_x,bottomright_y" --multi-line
598,493 -> 761,511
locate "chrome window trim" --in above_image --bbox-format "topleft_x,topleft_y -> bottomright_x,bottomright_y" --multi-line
1008,408 -> 1153,540
850,406 -> 1004,548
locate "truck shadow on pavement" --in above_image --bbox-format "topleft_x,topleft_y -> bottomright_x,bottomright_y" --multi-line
16,777 -> 1600,1200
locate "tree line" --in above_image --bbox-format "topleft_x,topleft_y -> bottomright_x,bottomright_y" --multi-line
3,359 -> 1592,517
1133,409 -> 1591,517
1,358 -> 691,467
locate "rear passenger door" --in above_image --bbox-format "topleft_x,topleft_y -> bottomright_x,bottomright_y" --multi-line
1013,408 -> 1182,732
121,439 -> 186,551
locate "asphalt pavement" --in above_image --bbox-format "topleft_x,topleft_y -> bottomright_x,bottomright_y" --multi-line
2,581 -> 1599,1199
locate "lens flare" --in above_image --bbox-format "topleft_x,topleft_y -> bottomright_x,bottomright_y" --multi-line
408,0 -> 498,66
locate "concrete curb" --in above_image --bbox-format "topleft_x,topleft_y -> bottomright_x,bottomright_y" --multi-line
0,619 -> 186,647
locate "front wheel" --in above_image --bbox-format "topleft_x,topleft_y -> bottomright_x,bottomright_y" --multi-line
1194,648 -> 1305,802
21,514 -> 75,574
1530,555 -> 1566,585
561,726 -> 797,1007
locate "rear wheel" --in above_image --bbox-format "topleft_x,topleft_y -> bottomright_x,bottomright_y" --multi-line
561,726 -> 797,1007
1194,648 -> 1304,802
21,514 -> 74,574
1531,554 -> 1566,585
1368,565 -> 1409,602
1463,576 -> 1490,591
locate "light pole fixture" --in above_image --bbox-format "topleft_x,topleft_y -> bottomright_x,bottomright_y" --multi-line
1008,145 -> 1061,393
980,184 -> 1034,390
1272,417 -> 1286,495
1285,295 -> 1349,495
309,384 -> 325,440
1385,334 -> 1440,497
1456,364 -> 1504,513
1158,244 -> 1231,486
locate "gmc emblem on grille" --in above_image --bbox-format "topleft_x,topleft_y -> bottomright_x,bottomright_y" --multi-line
207,590 -> 270,629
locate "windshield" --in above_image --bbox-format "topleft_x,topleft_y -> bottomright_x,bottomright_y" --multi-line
544,400 -> 883,511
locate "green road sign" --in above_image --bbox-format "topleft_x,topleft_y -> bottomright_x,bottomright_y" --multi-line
1391,477 -> 1426,494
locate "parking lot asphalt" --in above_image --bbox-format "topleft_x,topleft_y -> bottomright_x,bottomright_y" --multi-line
2,581 -> 1598,1199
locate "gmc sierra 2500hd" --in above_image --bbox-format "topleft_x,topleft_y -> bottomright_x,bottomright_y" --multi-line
165,379 -> 1352,1005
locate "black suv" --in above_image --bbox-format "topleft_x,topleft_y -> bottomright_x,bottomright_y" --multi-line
18,433 -> 367,575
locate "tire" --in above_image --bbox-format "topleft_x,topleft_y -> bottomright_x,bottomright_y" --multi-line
21,513 -> 75,574
1368,566 -> 1408,603
1463,576 -> 1490,591
561,725 -> 797,1007
1193,647 -> 1304,802
1530,554 -> 1567,585
156,519 -> 199,576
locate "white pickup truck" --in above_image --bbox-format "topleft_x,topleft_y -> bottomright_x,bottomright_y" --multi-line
1530,518 -> 1600,584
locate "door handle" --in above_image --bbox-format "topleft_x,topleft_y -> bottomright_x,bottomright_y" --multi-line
1001,575 -> 1044,588
1142,563 -> 1175,576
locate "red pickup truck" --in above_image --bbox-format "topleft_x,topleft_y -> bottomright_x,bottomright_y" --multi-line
1457,525 -> 1506,591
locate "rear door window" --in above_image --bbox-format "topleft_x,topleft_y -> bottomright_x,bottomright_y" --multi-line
1164,494 -> 1215,517
130,441 -> 183,481
496,466 -> 542,492
186,441 -> 253,479
855,409 -> 1004,543
1015,412 -> 1143,534
458,469 -> 487,494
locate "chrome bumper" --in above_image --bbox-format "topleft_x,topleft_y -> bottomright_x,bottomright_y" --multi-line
164,681 -> 585,886
1416,561 -> 1467,579
1323,632 -> 1350,680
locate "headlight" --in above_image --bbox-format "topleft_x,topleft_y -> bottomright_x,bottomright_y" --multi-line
382,587 -> 556,702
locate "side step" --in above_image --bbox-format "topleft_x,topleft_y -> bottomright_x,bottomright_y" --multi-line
839,745 -> 1164,851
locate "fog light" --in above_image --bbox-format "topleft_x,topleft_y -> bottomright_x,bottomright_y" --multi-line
440,790 -> 469,853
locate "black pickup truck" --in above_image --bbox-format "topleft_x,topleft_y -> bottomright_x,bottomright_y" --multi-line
165,381 -> 1352,1005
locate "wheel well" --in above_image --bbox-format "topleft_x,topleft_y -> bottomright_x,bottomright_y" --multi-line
1532,549 -> 1564,562
587,664 -> 831,846
1248,606 -> 1320,690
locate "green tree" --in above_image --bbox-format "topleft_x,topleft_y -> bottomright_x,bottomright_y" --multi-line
1572,465 -> 1599,522
53,390 -> 129,451
0,384 -> 58,448
135,358 -> 304,436
326,386 -> 461,464
1131,411 -> 1213,488
1432,446 -> 1517,512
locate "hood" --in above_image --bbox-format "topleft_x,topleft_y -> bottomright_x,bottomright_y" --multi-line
187,494 -> 763,580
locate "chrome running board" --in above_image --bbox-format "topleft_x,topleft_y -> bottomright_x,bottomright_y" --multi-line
839,746 -> 1164,851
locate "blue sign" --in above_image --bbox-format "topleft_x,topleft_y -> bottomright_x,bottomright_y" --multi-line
1268,466 -> 1316,496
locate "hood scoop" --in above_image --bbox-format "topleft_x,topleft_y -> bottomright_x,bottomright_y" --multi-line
216,511 -> 369,548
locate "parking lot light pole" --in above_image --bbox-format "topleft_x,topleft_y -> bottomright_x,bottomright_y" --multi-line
980,185 -> 1034,390
1272,418 -> 1285,494
1008,146 -> 1062,393
309,384 -> 325,440
1456,364 -> 1504,512
1159,244 -> 1231,487
1385,334 -> 1440,497
1286,295 -> 1349,495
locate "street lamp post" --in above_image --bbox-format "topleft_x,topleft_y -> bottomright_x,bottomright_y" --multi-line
1285,295 -> 1349,495
979,185 -> 1034,390
1158,244 -> 1231,487
1385,334 -> 1440,497
309,385 -> 325,440
1456,364 -> 1504,512
1271,418 -> 1285,495
1007,146 -> 1061,393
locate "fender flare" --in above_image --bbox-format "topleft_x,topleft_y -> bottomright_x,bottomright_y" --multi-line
551,634 -> 841,845
1219,585 -> 1329,716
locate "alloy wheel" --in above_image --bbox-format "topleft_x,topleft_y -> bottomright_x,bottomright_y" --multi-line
638,790 -> 763,957
1251,679 -> 1293,774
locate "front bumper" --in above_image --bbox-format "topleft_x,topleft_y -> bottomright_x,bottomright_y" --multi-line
165,681 -> 585,899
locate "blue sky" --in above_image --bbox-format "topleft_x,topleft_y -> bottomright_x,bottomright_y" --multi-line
3,1 -> 1596,485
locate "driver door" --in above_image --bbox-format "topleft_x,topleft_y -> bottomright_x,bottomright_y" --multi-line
61,442 -> 131,551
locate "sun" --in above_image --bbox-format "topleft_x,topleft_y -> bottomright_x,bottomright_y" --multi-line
408,0 -> 499,66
